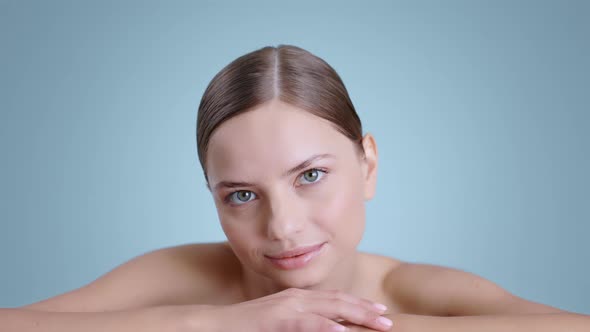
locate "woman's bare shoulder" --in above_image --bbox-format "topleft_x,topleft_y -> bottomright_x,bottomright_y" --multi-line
383,260 -> 482,315
21,241 -> 243,312
383,260 -> 565,316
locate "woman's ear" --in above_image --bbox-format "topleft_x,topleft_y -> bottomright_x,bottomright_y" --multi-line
360,133 -> 378,201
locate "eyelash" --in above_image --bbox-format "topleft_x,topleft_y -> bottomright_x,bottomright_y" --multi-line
223,167 -> 329,206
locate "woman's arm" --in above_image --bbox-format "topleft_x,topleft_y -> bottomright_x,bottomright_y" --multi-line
0,305 -> 201,332
355,262 -> 590,332
386,312 -> 590,332
0,244 -> 222,332
344,313 -> 590,332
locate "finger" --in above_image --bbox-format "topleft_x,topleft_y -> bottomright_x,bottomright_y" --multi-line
302,297 -> 393,331
298,313 -> 349,332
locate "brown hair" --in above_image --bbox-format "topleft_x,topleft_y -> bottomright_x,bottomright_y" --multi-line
196,44 -> 363,181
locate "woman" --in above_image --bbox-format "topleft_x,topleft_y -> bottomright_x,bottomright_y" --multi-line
2,45 -> 587,331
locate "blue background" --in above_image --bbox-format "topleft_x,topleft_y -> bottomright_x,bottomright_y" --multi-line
1,0 -> 588,314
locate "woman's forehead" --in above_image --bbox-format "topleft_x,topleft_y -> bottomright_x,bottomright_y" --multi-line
205,101 -> 352,181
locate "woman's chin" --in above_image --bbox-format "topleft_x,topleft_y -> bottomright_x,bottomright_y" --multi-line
271,272 -> 324,290
262,261 -> 332,289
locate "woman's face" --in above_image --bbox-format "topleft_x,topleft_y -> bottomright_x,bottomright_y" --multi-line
205,99 -> 378,288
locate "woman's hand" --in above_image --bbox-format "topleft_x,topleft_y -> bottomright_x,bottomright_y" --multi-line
188,288 -> 393,332
341,313 -> 397,332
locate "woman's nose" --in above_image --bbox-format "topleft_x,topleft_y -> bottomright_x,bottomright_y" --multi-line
265,195 -> 304,240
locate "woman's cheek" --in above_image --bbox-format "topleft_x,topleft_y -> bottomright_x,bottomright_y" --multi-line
220,216 -> 259,264
310,177 -> 366,240
221,212 -> 256,240
219,207 -> 255,240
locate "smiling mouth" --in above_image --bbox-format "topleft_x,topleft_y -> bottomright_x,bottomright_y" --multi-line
264,243 -> 326,270
265,242 -> 326,259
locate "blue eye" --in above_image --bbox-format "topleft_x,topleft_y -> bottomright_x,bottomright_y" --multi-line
225,168 -> 327,206
298,168 -> 327,185
227,190 -> 257,205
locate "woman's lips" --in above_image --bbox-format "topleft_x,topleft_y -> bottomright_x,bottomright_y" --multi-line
265,242 -> 326,270
266,243 -> 325,258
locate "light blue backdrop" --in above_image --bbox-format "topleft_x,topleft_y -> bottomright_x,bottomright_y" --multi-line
1,0 -> 588,314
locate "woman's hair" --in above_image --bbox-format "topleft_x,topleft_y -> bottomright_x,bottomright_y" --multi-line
196,44 -> 364,181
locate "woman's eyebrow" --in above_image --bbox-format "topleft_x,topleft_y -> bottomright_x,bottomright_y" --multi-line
282,153 -> 334,178
212,153 -> 335,192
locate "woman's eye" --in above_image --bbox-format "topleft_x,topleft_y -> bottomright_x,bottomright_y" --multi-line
225,169 -> 326,206
298,168 -> 326,185
227,190 -> 257,205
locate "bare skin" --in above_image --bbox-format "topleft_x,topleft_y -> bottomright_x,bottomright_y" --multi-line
10,100 -> 574,331
17,241 -> 566,329
15,242 -> 400,330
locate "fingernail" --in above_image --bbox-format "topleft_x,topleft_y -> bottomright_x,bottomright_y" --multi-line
377,316 -> 393,327
332,325 -> 347,331
373,302 -> 388,312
